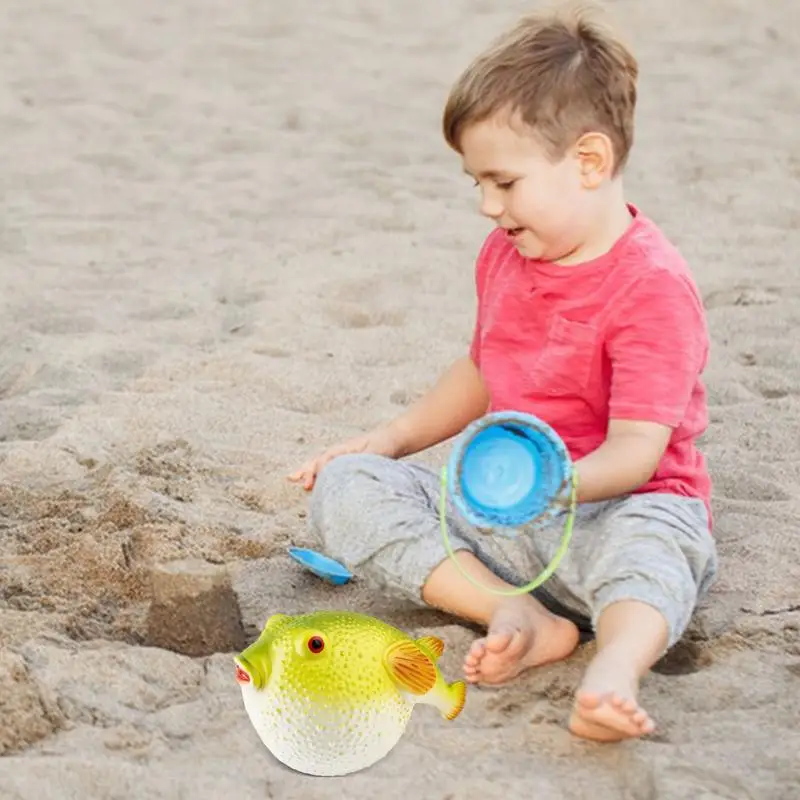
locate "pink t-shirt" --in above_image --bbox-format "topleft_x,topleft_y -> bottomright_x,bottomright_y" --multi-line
469,205 -> 712,524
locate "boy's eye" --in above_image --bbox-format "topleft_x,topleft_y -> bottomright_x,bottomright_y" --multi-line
471,179 -> 515,189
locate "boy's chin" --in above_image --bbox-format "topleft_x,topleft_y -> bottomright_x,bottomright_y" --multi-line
510,235 -> 546,259
505,229 -> 558,260
514,234 -> 585,264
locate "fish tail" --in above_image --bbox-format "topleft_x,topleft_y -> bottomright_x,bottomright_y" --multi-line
439,678 -> 467,721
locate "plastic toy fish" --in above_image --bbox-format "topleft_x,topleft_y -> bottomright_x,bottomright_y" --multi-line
234,610 -> 467,777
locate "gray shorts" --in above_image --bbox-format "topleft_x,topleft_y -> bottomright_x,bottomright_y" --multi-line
307,453 -> 718,649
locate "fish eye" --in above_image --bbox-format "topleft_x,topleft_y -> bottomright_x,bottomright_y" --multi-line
307,635 -> 325,654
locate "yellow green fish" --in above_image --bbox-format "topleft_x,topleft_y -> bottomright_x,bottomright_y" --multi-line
234,609 -> 467,776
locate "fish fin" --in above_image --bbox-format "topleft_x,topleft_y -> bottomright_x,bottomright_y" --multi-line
384,640 -> 438,696
264,613 -> 290,631
416,635 -> 445,660
442,680 -> 467,721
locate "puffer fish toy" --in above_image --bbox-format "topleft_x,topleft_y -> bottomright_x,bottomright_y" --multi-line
234,610 -> 467,777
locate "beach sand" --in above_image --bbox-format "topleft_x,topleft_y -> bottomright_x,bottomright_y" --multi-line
1,0 -> 799,797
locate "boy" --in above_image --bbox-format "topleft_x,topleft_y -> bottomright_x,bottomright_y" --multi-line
288,3 -> 717,743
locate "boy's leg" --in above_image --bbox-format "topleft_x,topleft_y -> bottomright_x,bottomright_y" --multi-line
423,551 -> 580,682
568,599 -> 666,740
307,453 -> 581,674
567,494 -> 718,742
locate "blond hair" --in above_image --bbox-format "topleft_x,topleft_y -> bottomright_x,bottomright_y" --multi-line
442,3 -> 639,175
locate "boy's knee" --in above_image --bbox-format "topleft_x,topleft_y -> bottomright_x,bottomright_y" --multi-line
309,454 -> 366,524
313,453 -> 365,492
589,576 -> 693,649
307,453 -> 399,544
311,453 -> 392,505
586,542 -> 704,648
583,497 -> 717,648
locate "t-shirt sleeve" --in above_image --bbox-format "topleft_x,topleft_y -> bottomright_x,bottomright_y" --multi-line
468,229 -> 507,368
606,269 -> 709,427
469,323 -> 481,366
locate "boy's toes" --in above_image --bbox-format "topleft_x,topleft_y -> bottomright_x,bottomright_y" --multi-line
612,696 -> 638,714
464,641 -> 485,665
632,709 -> 648,724
570,690 -> 654,742
575,691 -> 602,711
633,709 -> 655,733
463,638 -> 488,682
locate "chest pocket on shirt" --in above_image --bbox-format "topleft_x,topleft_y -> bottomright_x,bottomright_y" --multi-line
528,314 -> 598,397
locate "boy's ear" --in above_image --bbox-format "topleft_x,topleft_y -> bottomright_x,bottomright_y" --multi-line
575,131 -> 615,187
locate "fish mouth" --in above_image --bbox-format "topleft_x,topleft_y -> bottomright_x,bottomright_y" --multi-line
234,659 -> 252,685
233,655 -> 270,689
234,655 -> 267,689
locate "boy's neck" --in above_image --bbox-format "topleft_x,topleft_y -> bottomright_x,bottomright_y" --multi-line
556,180 -> 633,267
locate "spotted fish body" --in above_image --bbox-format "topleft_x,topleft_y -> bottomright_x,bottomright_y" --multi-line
234,610 -> 466,777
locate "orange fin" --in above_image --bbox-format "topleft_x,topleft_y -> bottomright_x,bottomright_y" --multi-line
443,680 -> 467,721
416,636 -> 445,660
384,640 -> 437,695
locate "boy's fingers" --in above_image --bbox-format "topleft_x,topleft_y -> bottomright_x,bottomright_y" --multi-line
303,464 -> 321,490
288,462 -> 316,482
287,445 -> 348,486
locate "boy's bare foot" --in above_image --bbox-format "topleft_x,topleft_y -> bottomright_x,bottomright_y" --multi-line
462,595 -> 580,685
568,650 -> 656,742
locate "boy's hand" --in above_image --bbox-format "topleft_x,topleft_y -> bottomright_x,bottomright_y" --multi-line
287,427 -> 405,492
288,355 -> 489,492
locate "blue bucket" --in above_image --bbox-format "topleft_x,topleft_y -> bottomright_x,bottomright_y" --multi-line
447,411 -> 573,532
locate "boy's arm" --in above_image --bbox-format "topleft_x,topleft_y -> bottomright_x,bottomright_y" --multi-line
384,355 -> 490,458
573,419 -> 673,502
383,229 -> 499,458
572,271 -> 708,503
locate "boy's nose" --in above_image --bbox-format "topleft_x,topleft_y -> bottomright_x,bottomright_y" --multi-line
479,189 -> 504,221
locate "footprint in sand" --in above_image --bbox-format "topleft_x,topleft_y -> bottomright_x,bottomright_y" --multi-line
216,286 -> 265,308
252,345 -> 291,358
648,762 -> 758,800
713,471 -> 793,503
731,348 -> 799,400
133,439 -> 198,503
325,305 -> 407,330
0,404 -> 61,443
0,341 -> 39,400
85,349 -> 149,381
27,314 -> 96,336
708,374 -> 798,406
328,277 -> 383,301
130,302 -> 198,322
704,285 -> 781,309
215,284 -> 269,338
319,277 -> 409,329
390,389 -> 419,406
758,386 -> 791,400
652,640 -> 712,676
0,651 -> 65,755
705,379 -> 759,406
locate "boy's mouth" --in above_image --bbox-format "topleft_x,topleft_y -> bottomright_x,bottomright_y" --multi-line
505,226 -> 524,238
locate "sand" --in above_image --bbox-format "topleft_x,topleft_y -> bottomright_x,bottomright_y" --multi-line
1,0 -> 799,797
